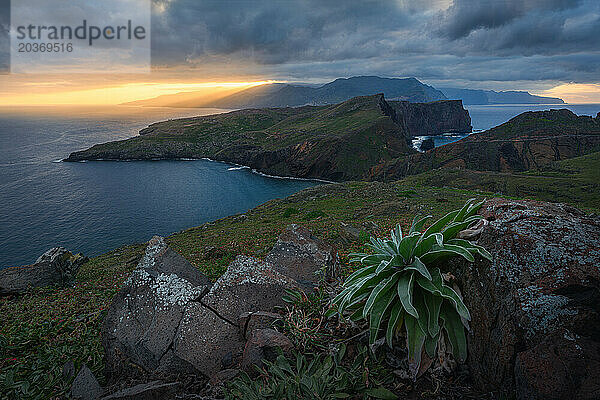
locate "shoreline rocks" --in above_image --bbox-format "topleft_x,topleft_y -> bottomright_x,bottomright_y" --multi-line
0,247 -> 87,296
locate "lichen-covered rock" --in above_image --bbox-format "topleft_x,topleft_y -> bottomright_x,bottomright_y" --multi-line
173,256 -> 297,377
266,224 -> 340,288
450,198 -> 600,399
0,247 -> 87,296
102,236 -> 211,383
238,311 -> 281,340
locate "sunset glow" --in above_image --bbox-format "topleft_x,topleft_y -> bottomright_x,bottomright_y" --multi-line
537,83 -> 600,104
0,80 -> 281,106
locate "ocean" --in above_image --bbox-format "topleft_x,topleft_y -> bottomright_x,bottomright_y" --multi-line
1,103 -> 598,268
0,106 -> 320,268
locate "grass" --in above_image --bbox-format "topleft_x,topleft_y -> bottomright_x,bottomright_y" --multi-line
2,156 -> 599,398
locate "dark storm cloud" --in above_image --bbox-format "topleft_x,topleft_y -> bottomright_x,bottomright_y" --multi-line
438,0 -> 581,40
0,0 -> 9,73
150,0 -> 599,85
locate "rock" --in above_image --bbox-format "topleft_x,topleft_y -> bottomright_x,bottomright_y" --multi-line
239,311 -> 281,340
210,369 -> 240,387
450,198 -> 600,399
419,138 -> 435,152
173,256 -> 297,377
0,247 -> 87,295
100,381 -> 180,400
71,364 -> 103,400
102,236 -> 211,383
240,329 -> 294,373
266,224 -> 340,288
339,222 -> 361,242
514,331 -> 600,400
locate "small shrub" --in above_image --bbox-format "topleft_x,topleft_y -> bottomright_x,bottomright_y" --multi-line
328,199 -> 491,378
225,344 -> 397,400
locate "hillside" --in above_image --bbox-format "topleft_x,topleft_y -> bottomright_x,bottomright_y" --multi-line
441,87 -> 565,105
371,109 -> 600,180
66,95 -> 470,181
127,76 -> 447,108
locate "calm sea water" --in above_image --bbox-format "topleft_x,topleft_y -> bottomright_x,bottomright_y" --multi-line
0,106 -> 320,268
412,103 -> 600,151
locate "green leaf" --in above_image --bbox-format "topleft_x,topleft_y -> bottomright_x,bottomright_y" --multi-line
405,314 -> 426,380
464,199 -> 485,219
413,233 -> 443,258
385,302 -> 404,348
410,214 -> 432,234
397,232 -> 421,262
440,303 -> 468,362
404,256 -> 432,280
453,198 -> 476,222
422,210 -> 459,238
397,271 -> 418,318
424,333 -> 439,358
364,387 -> 399,399
412,290 -> 429,335
363,273 -> 398,319
440,286 -> 470,321
447,238 -> 492,261
368,280 -> 397,344
423,292 -> 442,337
440,243 -> 475,262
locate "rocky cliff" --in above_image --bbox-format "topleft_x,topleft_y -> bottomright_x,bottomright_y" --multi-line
389,99 -> 472,136
371,109 -> 600,180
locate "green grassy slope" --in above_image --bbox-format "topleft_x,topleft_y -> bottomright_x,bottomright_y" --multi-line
3,155 -> 600,398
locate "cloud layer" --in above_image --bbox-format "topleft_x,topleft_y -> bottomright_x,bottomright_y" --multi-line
151,0 -> 600,87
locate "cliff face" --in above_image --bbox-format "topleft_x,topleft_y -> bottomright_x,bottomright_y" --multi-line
370,109 -> 600,180
389,100 -> 472,136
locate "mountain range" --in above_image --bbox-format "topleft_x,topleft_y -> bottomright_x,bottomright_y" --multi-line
126,76 -> 564,109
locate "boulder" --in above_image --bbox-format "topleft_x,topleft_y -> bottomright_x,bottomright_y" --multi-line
419,138 -> 435,152
102,236 -> 211,382
173,256 -> 297,377
0,247 -> 87,295
266,224 -> 340,288
450,198 -> 600,399
71,364 -> 103,400
240,329 -> 294,373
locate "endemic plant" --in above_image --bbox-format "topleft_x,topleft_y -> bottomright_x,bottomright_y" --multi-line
328,199 -> 492,378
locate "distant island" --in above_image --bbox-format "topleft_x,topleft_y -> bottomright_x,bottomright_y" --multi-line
125,76 -> 565,109
440,87 -> 565,105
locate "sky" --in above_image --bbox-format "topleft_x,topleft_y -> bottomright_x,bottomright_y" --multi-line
1,0 -> 599,104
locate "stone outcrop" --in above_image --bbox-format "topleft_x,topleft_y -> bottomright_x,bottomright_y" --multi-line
102,236 -> 211,382
70,365 -> 103,400
390,100 -> 472,136
102,225 -> 339,385
0,247 -> 87,296
450,198 -> 600,399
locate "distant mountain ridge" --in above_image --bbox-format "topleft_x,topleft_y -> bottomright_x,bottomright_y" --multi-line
440,88 -> 564,105
126,76 -> 447,108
